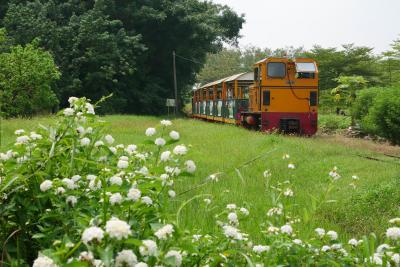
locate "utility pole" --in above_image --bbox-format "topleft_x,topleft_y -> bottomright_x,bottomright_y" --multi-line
173,50 -> 178,116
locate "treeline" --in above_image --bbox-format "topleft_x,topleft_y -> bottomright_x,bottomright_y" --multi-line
0,0 -> 244,117
197,43 -> 400,91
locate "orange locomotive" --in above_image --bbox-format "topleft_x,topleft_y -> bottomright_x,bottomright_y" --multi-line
192,57 -> 318,135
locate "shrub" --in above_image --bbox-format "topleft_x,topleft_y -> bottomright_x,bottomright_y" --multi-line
0,33 -> 60,118
2,97 -> 400,266
361,86 -> 400,144
318,114 -> 351,133
352,87 -> 383,121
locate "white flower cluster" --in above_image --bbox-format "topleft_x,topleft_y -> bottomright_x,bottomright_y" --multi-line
105,218 -> 131,240
154,224 -> 174,240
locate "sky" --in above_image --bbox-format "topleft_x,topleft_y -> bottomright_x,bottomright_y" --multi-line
212,0 -> 400,54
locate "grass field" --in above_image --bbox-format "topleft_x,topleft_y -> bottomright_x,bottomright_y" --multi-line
1,115 -> 400,243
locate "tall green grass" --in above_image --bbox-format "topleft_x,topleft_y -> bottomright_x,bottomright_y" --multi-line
1,115 -> 399,242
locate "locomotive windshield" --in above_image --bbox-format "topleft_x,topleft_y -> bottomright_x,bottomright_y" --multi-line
295,62 -> 316,73
295,62 -> 316,79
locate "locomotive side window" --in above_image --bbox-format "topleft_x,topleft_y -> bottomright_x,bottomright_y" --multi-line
267,62 -> 286,78
254,67 -> 259,81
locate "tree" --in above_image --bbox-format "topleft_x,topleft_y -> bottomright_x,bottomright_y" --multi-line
330,76 -> 367,122
304,44 -> 380,91
3,0 -> 245,114
0,31 -> 60,117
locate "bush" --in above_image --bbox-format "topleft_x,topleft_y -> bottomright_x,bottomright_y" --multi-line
0,33 -> 60,118
352,87 -> 382,121
2,97 -> 400,266
318,114 -> 351,133
358,86 -> 400,144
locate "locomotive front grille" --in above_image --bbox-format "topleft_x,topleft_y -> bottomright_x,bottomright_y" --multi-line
279,119 -> 300,133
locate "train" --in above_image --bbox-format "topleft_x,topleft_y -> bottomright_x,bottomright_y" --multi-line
191,57 -> 319,135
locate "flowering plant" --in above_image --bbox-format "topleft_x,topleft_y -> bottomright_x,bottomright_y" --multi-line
1,97 -> 400,266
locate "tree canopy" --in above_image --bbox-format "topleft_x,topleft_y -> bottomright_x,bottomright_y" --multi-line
1,0 -> 245,114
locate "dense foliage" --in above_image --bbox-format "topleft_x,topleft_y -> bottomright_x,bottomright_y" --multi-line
354,86 -> 400,145
1,97 -> 400,266
0,30 -> 60,118
0,0 -> 244,114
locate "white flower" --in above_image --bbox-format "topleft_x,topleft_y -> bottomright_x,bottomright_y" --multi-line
329,167 -> 341,180
68,97 -> 78,104
169,131 -> 180,140
352,175 -> 359,180
138,166 -> 149,176
155,138 -> 166,146
326,230 -> 338,240
105,218 -> 131,240
127,188 -> 141,201
165,250 -> 182,267
226,204 -> 237,210
104,135 -> 114,144
135,263 -> 148,267
376,244 -> 391,254
240,207 -> 249,216
268,226 -> 280,234
33,254 -> 57,267
16,135 -> 30,144
109,175 -> 123,186
390,218 -> 400,224
40,180 -> 53,192
109,147 -> 117,154
71,175 -> 81,182
315,228 -> 325,237
154,224 -> 174,240
115,250 -> 137,267
66,196 -> 78,206
77,126 -> 85,135
56,187 -> 66,195
386,227 -> 400,240
293,239 -> 302,245
79,251 -> 94,262
192,234 -> 202,242
228,212 -> 238,224
125,144 -> 137,154
110,193 -> 123,205
284,188 -> 294,197
145,128 -> 156,136
280,224 -> 293,235
30,132 -> 43,140
86,127 -> 93,134
80,137 -> 91,146
81,226 -> 104,244
85,103 -> 95,114
95,141 -> 104,147
62,178 -> 78,190
267,207 -> 283,217
139,240 -> 157,256
263,170 -> 272,178
160,120 -> 172,126
160,151 -> 171,162
223,225 -> 243,240
173,145 -> 187,155
15,129 -> 25,135
141,196 -> 153,206
117,160 -> 129,169
371,253 -> 383,265
348,238 -> 359,246
252,245 -> 270,254
63,108 -> 74,116
168,190 -> 176,198
139,240 -> 158,256
321,245 -> 330,252
392,253 -> 400,265
204,198 -> 211,205
331,243 -> 342,250
184,160 -> 196,173
288,163 -> 295,169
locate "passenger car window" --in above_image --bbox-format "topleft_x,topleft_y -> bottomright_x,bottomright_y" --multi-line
267,62 -> 286,78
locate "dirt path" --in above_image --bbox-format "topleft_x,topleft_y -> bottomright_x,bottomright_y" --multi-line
317,134 -> 400,157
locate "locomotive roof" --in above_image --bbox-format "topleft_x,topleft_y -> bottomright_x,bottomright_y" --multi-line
198,72 -> 253,90
254,57 -> 316,65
